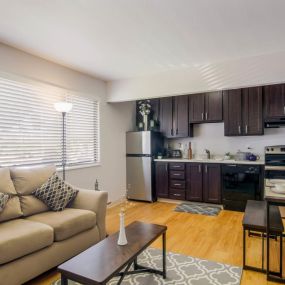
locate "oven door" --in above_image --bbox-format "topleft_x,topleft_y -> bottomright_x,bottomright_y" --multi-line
265,154 -> 285,167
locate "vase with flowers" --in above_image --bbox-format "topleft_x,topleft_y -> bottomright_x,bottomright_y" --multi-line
138,100 -> 151,131
117,192 -> 134,246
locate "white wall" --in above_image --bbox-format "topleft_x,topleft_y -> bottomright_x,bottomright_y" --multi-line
0,43 -> 135,203
167,123 -> 285,159
107,50 -> 285,102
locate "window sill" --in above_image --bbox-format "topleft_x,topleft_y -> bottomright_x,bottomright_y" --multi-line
57,163 -> 101,172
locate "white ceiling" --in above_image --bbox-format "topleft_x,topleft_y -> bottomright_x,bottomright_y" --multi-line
0,0 -> 285,81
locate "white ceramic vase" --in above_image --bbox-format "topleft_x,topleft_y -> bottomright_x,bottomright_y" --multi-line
117,212 -> 128,246
143,114 -> 148,131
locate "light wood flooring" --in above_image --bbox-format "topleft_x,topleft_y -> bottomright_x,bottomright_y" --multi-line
28,201 -> 285,285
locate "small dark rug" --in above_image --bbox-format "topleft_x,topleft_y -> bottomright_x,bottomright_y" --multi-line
174,202 -> 222,216
53,248 -> 242,285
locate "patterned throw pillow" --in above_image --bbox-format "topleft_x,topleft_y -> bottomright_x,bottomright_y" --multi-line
32,173 -> 79,211
0,192 -> 9,213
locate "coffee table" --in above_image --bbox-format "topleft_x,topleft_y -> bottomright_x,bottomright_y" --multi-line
58,221 -> 167,285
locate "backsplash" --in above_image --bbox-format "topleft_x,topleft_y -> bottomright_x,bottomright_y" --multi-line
166,123 -> 285,159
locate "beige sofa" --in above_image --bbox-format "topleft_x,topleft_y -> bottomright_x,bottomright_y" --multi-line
0,165 -> 108,285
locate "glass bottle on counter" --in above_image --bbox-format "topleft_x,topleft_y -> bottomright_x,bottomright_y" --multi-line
188,142 -> 193,159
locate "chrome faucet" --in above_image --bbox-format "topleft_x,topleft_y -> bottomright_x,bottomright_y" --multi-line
205,149 -> 210,159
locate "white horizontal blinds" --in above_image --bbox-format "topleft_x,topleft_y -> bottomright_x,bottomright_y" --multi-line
0,77 -> 62,167
66,96 -> 99,165
0,75 -> 99,167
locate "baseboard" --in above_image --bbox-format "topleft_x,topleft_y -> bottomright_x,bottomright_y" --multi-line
157,198 -> 181,204
107,198 -> 126,208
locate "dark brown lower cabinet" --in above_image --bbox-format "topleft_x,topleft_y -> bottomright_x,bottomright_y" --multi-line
203,164 -> 221,204
155,162 -> 169,198
186,163 -> 203,202
155,162 -> 221,203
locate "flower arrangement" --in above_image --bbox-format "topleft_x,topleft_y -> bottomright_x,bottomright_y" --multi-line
117,191 -> 134,245
138,100 -> 151,116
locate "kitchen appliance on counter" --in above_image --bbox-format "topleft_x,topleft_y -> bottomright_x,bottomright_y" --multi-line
222,164 -> 262,211
265,145 -> 285,187
126,131 -> 164,202
169,149 -> 182,158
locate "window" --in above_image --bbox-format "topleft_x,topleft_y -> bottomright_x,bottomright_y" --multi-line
0,74 -> 100,167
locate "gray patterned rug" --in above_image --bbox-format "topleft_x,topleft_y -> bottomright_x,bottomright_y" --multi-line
53,248 -> 242,285
174,202 -> 222,216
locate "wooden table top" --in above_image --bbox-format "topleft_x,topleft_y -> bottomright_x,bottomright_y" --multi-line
58,221 -> 167,285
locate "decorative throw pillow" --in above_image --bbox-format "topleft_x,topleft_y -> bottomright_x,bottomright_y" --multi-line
0,192 -> 9,213
32,173 -> 79,211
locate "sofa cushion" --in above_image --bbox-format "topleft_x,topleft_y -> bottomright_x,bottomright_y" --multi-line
0,168 -> 23,222
27,208 -> 96,241
0,168 -> 17,194
0,192 -> 9,213
32,173 -> 78,211
0,219 -> 54,265
10,164 -> 56,216
0,197 -> 23,222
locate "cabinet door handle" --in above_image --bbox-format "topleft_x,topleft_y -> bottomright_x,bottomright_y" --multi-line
245,125 -> 248,134
205,112 -> 208,120
174,183 -> 181,186
238,125 -> 241,134
173,173 -> 181,176
176,128 -> 178,135
173,193 -> 181,197
198,165 -> 201,173
201,113 -> 204,120
171,129 -> 173,136
205,165 -> 208,173
173,165 -> 180,168
165,164 -> 168,171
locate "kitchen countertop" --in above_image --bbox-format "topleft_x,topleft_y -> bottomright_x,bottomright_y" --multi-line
154,158 -> 265,165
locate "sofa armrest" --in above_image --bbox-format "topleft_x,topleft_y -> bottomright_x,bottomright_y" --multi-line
70,189 -> 108,240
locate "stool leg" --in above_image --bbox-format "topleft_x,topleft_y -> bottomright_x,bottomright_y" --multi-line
262,233 -> 264,271
280,233 -> 283,277
243,228 -> 246,268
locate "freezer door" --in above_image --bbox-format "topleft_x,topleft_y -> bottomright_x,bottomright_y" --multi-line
126,131 -> 151,155
126,156 -> 153,201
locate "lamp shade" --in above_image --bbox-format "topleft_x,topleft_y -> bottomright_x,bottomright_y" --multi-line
54,101 -> 73,113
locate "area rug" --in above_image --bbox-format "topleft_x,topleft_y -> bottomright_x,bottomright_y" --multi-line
174,202 -> 222,216
53,248 -> 242,285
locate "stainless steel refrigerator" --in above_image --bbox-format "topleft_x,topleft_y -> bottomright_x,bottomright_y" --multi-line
126,131 -> 164,202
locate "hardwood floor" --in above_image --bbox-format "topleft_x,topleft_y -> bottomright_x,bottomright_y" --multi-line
28,201 -> 283,285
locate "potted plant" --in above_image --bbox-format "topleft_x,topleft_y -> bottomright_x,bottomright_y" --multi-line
138,100 -> 151,131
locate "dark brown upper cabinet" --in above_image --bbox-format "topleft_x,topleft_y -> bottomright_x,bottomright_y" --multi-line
159,95 -> 192,138
189,91 -> 223,123
159,97 -> 173,138
205,91 -> 223,122
173,95 -> 189,137
264,84 -> 285,120
223,87 -> 263,136
189,94 -> 204,123
243,87 -> 263,135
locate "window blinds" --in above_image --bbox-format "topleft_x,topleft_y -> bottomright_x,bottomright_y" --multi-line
0,75 -> 99,167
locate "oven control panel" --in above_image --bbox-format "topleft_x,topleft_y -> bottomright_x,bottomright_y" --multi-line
265,146 -> 285,154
